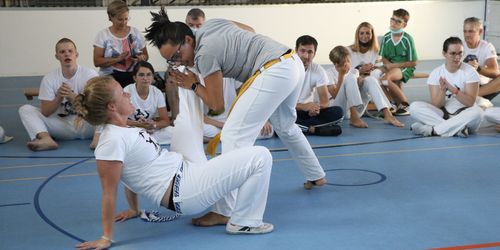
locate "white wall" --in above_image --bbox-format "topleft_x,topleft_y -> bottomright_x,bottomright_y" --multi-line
0,0 -> 484,77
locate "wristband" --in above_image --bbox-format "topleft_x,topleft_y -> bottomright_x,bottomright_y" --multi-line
191,82 -> 200,92
101,235 -> 114,243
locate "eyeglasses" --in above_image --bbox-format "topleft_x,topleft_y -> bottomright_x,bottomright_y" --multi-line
137,72 -> 153,77
390,17 -> 404,24
167,43 -> 183,65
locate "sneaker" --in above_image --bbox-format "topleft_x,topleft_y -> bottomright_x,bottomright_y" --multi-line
389,104 -> 397,114
226,222 -> 274,235
410,122 -> 433,136
456,126 -> 469,138
394,104 -> 410,116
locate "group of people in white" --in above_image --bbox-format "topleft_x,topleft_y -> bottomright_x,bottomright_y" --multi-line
8,1 -> 500,248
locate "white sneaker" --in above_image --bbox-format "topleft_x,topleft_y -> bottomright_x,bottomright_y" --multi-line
226,222 -> 274,235
411,122 -> 433,136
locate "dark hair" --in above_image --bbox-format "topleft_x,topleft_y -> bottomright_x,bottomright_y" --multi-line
393,8 -> 410,23
145,6 -> 194,48
295,35 -> 318,51
132,61 -> 155,76
443,37 -> 463,53
187,8 -> 205,20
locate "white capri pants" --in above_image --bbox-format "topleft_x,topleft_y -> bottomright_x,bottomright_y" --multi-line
204,123 -> 274,140
409,101 -> 483,136
483,107 -> 500,126
18,104 -> 94,140
172,88 -> 272,227
215,54 -> 325,217
332,75 -> 391,118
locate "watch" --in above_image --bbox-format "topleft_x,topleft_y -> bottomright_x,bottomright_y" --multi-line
191,82 -> 200,92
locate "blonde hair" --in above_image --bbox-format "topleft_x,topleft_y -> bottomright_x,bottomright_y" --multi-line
329,46 -> 350,65
74,76 -> 115,126
350,22 -> 379,53
107,0 -> 129,20
464,17 -> 482,29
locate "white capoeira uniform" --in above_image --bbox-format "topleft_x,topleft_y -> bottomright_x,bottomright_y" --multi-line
464,40 -> 499,126
203,78 -> 274,140
124,83 -> 173,144
409,63 -> 483,136
194,19 -> 325,216
18,65 -> 97,140
324,64 -> 390,119
95,88 -> 272,227
463,39 -> 498,85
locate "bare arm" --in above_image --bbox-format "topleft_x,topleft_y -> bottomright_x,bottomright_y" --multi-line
204,115 -> 225,129
93,46 -> 128,68
76,160 -> 122,249
382,57 -> 417,70
429,84 -> 446,108
473,57 -> 499,78
40,99 -> 62,117
316,85 -> 330,108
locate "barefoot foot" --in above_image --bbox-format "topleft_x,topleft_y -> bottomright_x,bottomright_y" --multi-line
27,138 -> 58,151
385,116 -> 404,127
304,177 -> 327,190
192,212 -> 229,227
350,119 -> 368,128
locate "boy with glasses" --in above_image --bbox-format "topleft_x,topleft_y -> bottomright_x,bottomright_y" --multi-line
378,8 -> 418,116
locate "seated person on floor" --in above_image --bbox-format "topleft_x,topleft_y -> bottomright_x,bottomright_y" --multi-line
409,37 -> 483,137
75,76 -> 274,249
462,17 -> 500,101
347,22 -> 404,127
378,8 -> 418,116
294,35 -> 343,136
325,45 -> 403,128
18,38 -> 98,151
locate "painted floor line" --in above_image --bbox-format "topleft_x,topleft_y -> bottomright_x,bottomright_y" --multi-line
431,241 -> 500,250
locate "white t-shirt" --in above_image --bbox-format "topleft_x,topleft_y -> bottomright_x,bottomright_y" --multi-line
427,63 -> 480,113
463,40 -> 498,84
124,84 -> 166,121
297,63 -> 329,104
95,124 -> 183,206
94,27 -> 146,75
348,47 -> 380,69
38,65 -> 98,116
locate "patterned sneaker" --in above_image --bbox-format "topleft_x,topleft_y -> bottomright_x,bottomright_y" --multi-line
394,104 -> 410,116
410,122 -> 433,136
226,222 -> 274,235
456,126 -> 469,138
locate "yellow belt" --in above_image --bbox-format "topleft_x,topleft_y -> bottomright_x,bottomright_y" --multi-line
206,50 -> 296,156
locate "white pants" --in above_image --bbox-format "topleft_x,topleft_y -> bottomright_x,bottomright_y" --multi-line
204,123 -> 274,140
331,75 -> 391,119
173,88 -> 272,227
409,101 -> 483,136
483,107 -> 500,126
18,104 -> 94,140
216,54 -> 325,216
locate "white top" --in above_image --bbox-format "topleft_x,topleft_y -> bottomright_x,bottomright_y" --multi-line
297,63 -> 329,103
427,63 -> 480,113
463,40 -> 498,84
94,27 -> 146,75
348,47 -> 380,69
95,124 -> 183,206
38,65 -> 98,116
124,84 -> 166,121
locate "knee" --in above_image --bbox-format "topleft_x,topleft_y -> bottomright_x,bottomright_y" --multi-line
409,101 -> 425,114
18,104 -> 36,116
253,146 -> 273,168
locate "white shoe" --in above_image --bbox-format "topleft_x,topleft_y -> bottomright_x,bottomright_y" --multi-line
411,122 -> 433,136
226,222 -> 274,235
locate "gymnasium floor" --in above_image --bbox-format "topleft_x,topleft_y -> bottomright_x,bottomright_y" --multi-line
1,60 -> 500,250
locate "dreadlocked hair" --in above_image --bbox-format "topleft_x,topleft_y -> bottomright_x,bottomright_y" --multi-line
144,6 -> 194,48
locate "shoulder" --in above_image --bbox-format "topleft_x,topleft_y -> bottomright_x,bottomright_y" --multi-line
402,32 -> 415,43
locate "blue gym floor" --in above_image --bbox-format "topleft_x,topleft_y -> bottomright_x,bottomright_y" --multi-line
1,60 -> 500,250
